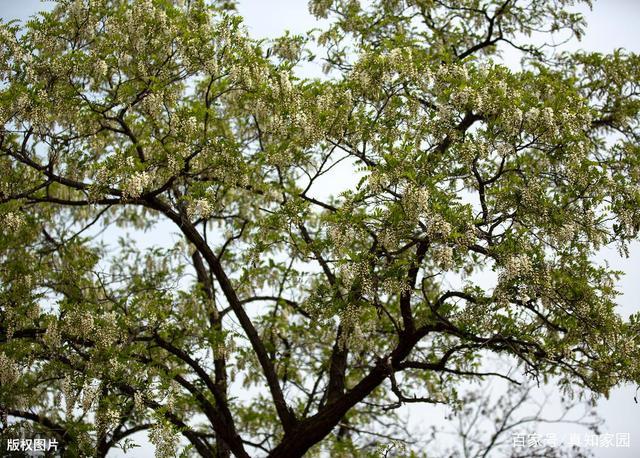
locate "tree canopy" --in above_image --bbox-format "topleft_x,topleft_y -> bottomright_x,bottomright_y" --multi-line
1,0 -> 639,456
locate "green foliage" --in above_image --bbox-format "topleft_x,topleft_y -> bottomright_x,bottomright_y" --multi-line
1,0 -> 639,456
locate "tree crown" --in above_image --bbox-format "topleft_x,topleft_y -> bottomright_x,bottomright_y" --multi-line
1,0 -> 639,456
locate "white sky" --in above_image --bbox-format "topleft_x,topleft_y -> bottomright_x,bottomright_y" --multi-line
1,0 -> 639,457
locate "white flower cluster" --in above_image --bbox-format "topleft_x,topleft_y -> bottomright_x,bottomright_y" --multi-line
253,70 -> 331,147
340,261 -> 375,297
0,352 -> 18,385
4,211 -> 25,231
458,227 -> 477,247
524,106 -> 562,140
134,391 -> 145,412
367,171 -> 390,193
0,24 -> 23,80
229,60 -> 269,90
81,310 -> 98,330
96,406 -> 121,437
432,104 -> 456,133
350,48 -> 416,97
72,312 -> 95,339
43,320 -> 61,349
176,116 -> 198,144
378,227 -> 399,250
500,254 -> 533,283
213,336 -> 234,359
166,155 -> 181,175
435,63 -> 469,87
165,381 -> 179,411
618,207 -> 637,235
402,185 -> 430,221
553,222 -> 577,246
337,304 -> 373,352
92,165 -> 111,195
94,59 -> 108,80
308,0 -> 334,18
81,380 -> 98,412
433,245 -> 455,270
142,92 -> 164,118
105,407 -> 120,428
123,171 -> 154,199
450,86 -> 473,109
508,108 -> 524,134
61,310 -> 119,350
524,107 -> 540,126
541,107 -> 557,131
149,421 -> 178,458
62,375 -> 76,418
272,35 -> 303,62
329,224 -> 359,252
520,181 -> 545,210
425,214 -> 452,240
560,105 -> 592,137
381,276 -> 411,296
187,197 -> 215,220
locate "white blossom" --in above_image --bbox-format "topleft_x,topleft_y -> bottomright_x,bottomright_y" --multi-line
134,391 -> 145,412
500,254 -> 533,282
4,212 -> 25,231
433,245 -> 454,270
524,107 -> 540,125
81,381 -> 98,412
95,59 -> 108,79
43,320 -> 61,349
0,353 -> 18,385
149,422 -> 179,458
187,197 -> 215,219
62,375 -> 76,418
123,171 -> 154,199
426,214 -> 452,240
403,185 -> 430,220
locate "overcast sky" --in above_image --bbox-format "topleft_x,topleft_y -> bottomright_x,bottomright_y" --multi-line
1,1 -> 639,457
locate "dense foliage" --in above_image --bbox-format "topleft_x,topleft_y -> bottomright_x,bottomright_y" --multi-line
1,0 -> 639,456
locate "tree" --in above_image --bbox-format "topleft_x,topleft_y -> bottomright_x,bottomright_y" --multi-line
433,376 -> 602,458
1,0 -> 639,456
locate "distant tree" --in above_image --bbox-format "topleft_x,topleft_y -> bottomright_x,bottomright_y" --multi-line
1,0 -> 639,456
434,378 -> 601,458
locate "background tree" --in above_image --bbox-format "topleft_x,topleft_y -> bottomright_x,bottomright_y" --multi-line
1,0 -> 639,456
433,377 -> 602,458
